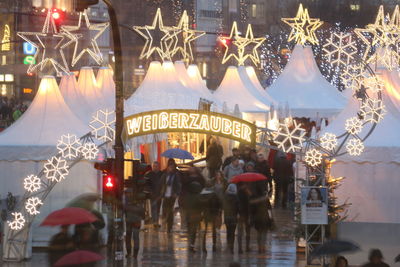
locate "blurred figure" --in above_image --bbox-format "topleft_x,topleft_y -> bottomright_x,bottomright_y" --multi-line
124,189 -> 145,259
224,183 -> 239,254
206,137 -> 224,178
244,161 -> 255,173
200,187 -> 221,252
48,225 -> 74,266
237,182 -> 251,253
229,262 -> 241,267
185,181 -> 203,253
161,163 -> 182,233
335,256 -> 349,267
208,170 -> 227,231
222,147 -> 240,170
273,151 -> 294,208
255,153 -> 273,192
362,249 -> 390,267
145,161 -> 163,228
224,157 -> 244,182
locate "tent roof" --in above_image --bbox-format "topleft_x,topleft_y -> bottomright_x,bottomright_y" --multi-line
0,76 -> 89,160
77,67 -> 104,113
267,45 -> 346,117
214,66 -> 269,113
125,61 -> 202,115
96,67 -> 115,110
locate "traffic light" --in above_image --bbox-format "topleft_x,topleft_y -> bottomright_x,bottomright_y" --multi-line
94,158 -> 117,202
75,0 -> 99,12
51,8 -> 65,31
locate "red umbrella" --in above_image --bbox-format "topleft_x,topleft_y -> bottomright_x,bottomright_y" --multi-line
40,207 -> 98,226
230,172 -> 268,183
54,250 -> 104,266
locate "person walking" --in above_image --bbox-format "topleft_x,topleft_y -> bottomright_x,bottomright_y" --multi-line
224,157 -> 244,182
273,151 -> 294,208
124,189 -> 145,259
48,225 -> 75,266
185,181 -> 204,253
208,170 -> 227,232
237,182 -> 251,253
206,137 -> 224,178
145,161 -> 164,228
255,153 -> 273,192
362,249 -> 390,267
161,163 -> 182,233
223,183 -> 239,254
222,148 -> 241,170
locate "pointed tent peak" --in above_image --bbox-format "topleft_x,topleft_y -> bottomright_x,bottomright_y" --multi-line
77,66 -> 104,111
96,66 -> 115,109
78,66 -> 97,87
0,76 -> 88,151
187,64 -> 203,81
174,61 -> 191,87
233,104 -> 242,118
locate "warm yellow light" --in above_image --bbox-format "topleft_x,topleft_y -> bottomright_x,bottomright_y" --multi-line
187,65 -> 197,78
1,24 -> 11,51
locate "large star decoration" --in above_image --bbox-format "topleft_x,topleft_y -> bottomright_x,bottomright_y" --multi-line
133,8 -> 178,61
220,22 -> 265,66
17,9 -> 70,76
170,10 -> 205,62
281,4 -> 323,45
61,10 -> 109,67
355,5 -> 400,69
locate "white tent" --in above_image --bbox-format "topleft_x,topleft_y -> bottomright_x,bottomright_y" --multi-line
125,61 -> 203,115
238,66 -> 276,107
59,73 -> 93,123
96,66 -> 116,109
324,70 -> 400,223
267,45 -> 346,118
0,76 -> 99,246
214,66 -> 269,119
77,67 -> 104,113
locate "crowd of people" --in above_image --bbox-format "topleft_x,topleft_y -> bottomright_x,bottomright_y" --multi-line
0,97 -> 28,130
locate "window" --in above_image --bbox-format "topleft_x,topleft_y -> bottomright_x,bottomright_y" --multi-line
251,4 -> 257,18
202,62 -> 207,78
229,0 -> 237,12
350,4 -> 360,11
5,74 -> 13,82
2,55 -> 6,65
0,75 -> 4,82
199,10 -> 221,18
1,84 -> 6,96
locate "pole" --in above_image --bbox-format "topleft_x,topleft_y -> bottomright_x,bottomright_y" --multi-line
102,0 -> 124,264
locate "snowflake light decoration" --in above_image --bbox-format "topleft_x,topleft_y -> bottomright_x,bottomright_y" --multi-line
57,134 -> 82,160
345,117 -> 363,135
23,175 -> 41,193
305,149 -> 323,167
81,142 -> 99,160
361,75 -> 384,93
323,32 -> 357,68
273,120 -> 307,153
346,138 -> 365,156
25,197 -> 43,215
90,109 -> 116,142
360,98 -> 386,123
7,212 -> 25,231
341,64 -> 363,92
320,133 -> 338,151
44,156 -> 69,182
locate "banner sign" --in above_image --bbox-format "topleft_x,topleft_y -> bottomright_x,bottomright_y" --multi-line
301,186 -> 328,225
124,109 -> 256,145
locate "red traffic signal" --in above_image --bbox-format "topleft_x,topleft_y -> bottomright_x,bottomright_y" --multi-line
52,9 -> 61,20
104,175 -> 115,189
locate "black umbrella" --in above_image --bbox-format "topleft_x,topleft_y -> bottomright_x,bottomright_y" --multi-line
311,240 -> 360,257
395,254 -> 400,262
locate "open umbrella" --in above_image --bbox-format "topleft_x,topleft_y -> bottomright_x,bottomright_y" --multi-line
40,207 -> 98,226
311,240 -> 360,257
54,250 -> 104,266
65,193 -> 101,210
230,172 -> 268,184
161,148 -> 194,160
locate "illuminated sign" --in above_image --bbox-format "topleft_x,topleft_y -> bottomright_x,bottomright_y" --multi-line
24,56 -> 36,65
124,109 -> 256,145
23,42 -> 36,55
23,88 -> 33,94
1,25 -> 11,51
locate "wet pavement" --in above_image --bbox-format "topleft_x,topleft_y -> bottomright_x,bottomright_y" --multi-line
1,208 -> 306,267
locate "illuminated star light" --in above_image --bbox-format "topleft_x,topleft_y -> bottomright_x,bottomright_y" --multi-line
319,132 -> 338,151
133,8 -> 178,61
44,156 -> 69,182
23,175 -> 41,193
57,134 -> 82,160
170,10 -> 205,62
81,142 -> 99,160
25,197 -> 43,216
239,24 -> 266,67
345,117 -> 363,135
273,120 -> 307,153
281,4 -> 323,45
360,98 -> 386,123
7,212 -> 26,231
323,32 -> 357,68
61,10 -> 109,67
304,149 -> 323,167
90,109 -> 116,142
346,138 -> 365,156
17,9 -> 70,76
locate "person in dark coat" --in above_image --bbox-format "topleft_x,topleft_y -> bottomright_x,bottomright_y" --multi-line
184,181 -> 204,253
237,182 -> 251,253
200,187 -> 221,252
362,249 -> 390,267
255,153 -> 273,192
161,164 -> 182,233
206,137 -> 224,178
222,148 -> 241,170
223,183 -> 239,254
145,161 -> 164,228
273,151 -> 294,208
48,225 -> 75,266
124,189 -> 145,259
208,170 -> 227,231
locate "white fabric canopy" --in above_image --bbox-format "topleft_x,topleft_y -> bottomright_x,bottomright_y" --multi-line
96,67 -> 116,109
325,70 -> 400,223
214,66 -> 269,113
77,67 -> 104,114
267,45 -> 346,117
0,76 -> 89,161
